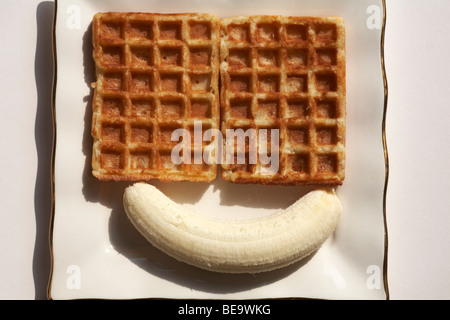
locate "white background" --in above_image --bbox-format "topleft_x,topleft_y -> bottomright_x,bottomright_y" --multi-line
0,0 -> 448,300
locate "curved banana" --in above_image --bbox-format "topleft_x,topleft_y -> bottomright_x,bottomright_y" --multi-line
123,182 -> 342,274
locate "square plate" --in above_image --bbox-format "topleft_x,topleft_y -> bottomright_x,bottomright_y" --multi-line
48,0 -> 388,300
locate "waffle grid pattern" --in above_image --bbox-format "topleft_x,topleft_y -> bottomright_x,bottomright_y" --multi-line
220,16 -> 346,185
91,13 -> 345,185
91,13 -> 220,181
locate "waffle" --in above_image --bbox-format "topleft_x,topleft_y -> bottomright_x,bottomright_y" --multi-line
219,15 -> 346,185
91,12 -> 220,182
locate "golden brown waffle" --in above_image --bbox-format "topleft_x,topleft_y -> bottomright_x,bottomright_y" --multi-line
220,15 -> 346,185
91,12 -> 220,182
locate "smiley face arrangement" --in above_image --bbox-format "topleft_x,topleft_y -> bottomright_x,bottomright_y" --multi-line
91,12 -> 346,274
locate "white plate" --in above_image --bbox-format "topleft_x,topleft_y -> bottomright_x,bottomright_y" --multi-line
48,0 -> 388,300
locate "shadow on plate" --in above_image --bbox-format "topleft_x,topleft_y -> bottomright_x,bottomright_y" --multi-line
34,1 -> 56,300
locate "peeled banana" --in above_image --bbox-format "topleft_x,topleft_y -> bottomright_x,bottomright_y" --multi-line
123,182 -> 342,274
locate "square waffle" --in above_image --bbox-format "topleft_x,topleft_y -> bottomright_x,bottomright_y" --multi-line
91,12 -> 220,182
219,15 -> 346,185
